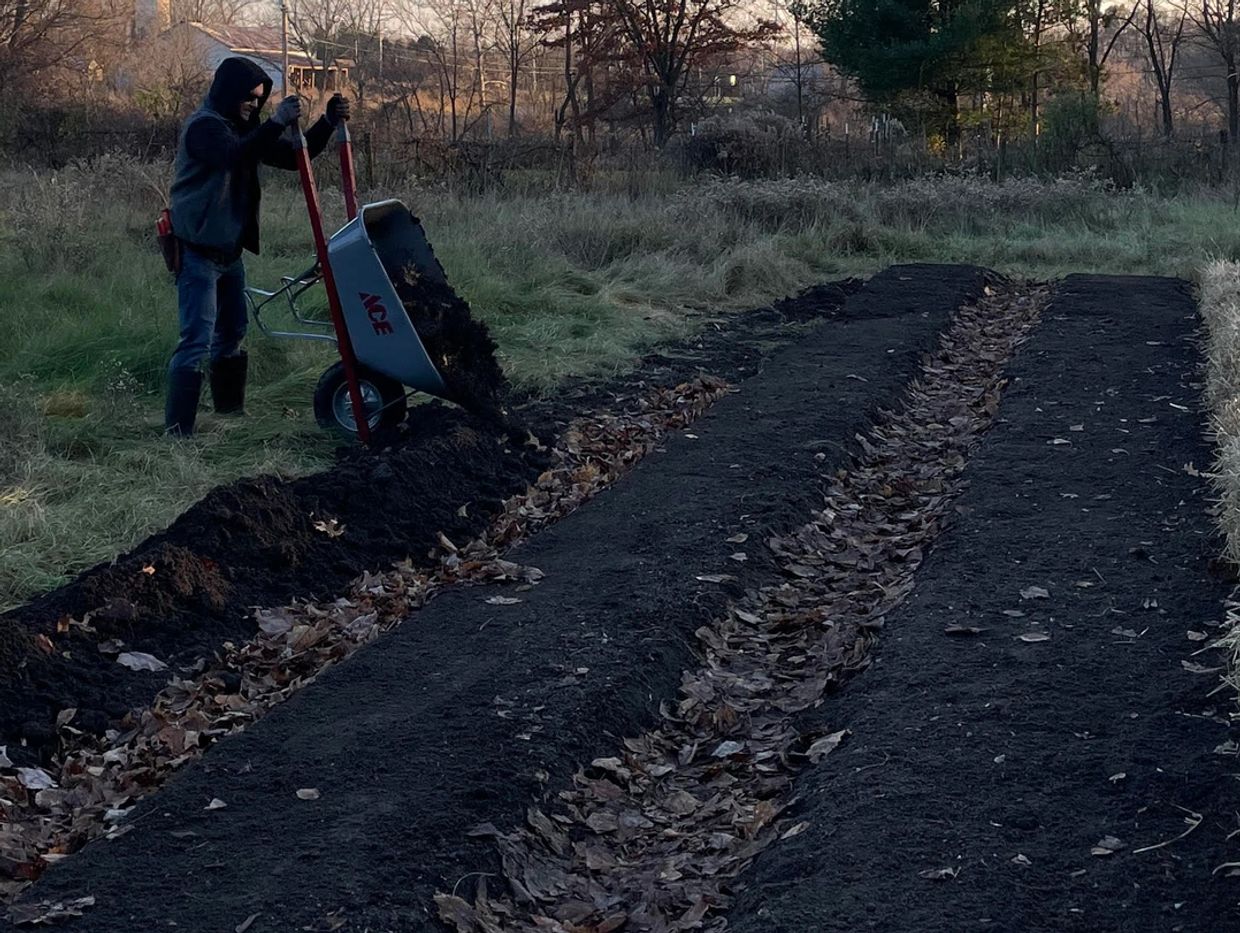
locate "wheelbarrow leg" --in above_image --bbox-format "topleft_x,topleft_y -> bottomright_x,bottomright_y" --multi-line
292,127 -> 372,444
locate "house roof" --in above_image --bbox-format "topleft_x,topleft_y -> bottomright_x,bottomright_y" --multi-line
196,24 -> 284,54
188,23 -> 351,69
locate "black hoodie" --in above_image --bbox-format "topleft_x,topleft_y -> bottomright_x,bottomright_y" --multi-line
170,56 -> 332,261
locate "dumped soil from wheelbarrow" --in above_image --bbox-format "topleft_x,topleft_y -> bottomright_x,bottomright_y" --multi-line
0,405 -> 548,763
395,270 -> 512,426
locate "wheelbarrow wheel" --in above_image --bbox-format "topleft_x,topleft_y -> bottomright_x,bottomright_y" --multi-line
313,362 -> 407,437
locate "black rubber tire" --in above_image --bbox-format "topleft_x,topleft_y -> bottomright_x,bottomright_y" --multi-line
313,362 -> 408,437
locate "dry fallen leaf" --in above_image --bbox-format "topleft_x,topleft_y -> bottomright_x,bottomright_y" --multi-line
1020,586 -> 1050,600
944,624 -> 986,636
664,790 -> 701,815
1186,631 -> 1209,642
485,596 -> 522,606
805,729 -> 849,763
696,574 -> 736,584
6,896 -> 96,926
918,867 -> 960,881
141,564 -> 156,575
1016,632 -> 1051,643
17,767 -> 56,790
1091,835 -> 1124,856
1181,660 -> 1223,675
725,533 -> 749,544
312,517 -> 345,538
235,913 -> 260,933
296,788 -> 321,801
205,798 -> 227,811
781,821 -> 810,839
117,651 -> 168,672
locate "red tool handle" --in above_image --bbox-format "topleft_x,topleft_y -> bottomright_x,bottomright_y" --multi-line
293,126 -> 372,444
337,120 -> 359,222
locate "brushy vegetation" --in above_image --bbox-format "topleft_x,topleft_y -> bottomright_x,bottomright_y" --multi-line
1197,261 -> 1240,706
4,156 -> 1240,608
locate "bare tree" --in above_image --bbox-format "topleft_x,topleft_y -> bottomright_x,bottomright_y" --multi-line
768,0 -> 813,135
1066,0 -> 1141,97
391,0 -> 486,140
169,0 -> 258,23
1136,0 -> 1186,137
606,0 -> 779,146
0,0 -> 122,95
287,0 -> 383,94
495,0 -> 537,133
1193,0 -> 1240,139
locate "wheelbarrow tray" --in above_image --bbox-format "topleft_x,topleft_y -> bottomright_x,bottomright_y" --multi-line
327,199 -> 448,397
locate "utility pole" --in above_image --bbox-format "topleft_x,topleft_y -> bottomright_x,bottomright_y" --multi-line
281,0 -> 290,96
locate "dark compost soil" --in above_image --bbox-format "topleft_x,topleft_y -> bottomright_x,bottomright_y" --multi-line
727,275 -> 1240,933
0,274 -> 864,767
0,407 -> 548,760
1,265 -> 988,932
395,269 -> 511,423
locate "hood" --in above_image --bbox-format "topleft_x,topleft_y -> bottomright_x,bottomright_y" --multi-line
205,56 -> 273,128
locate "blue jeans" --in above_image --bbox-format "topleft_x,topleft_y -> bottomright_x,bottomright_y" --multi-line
168,245 -> 248,375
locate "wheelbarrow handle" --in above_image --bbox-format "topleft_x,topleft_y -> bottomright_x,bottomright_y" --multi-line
292,126 -> 373,444
336,120 -> 359,222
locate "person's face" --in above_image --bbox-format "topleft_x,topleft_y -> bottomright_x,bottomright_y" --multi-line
239,84 -> 263,121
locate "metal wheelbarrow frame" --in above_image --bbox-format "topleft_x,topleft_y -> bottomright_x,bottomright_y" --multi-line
244,120 -> 447,444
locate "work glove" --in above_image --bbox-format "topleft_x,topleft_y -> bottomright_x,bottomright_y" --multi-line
326,93 -> 352,126
273,95 -> 302,127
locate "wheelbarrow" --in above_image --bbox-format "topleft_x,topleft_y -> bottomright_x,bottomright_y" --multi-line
244,119 -> 448,444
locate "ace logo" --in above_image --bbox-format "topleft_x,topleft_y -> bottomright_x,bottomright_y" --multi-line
360,292 -> 395,335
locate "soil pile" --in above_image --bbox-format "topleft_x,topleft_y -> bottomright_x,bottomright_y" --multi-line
0,405 -> 549,764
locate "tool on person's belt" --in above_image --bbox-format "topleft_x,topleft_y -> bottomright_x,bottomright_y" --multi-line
156,207 -> 180,275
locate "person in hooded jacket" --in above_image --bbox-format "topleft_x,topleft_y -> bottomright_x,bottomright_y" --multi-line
165,56 -> 351,436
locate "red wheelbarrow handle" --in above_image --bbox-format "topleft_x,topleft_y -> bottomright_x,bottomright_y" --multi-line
292,124 -> 372,444
337,120 -> 359,222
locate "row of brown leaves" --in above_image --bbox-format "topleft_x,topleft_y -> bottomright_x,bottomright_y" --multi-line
0,376 -> 731,917
434,284 -> 1050,933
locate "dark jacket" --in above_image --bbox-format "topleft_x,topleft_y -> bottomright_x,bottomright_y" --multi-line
170,57 -> 332,261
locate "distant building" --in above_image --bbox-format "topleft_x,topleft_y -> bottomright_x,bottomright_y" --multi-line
132,0 -> 350,92
159,23 -> 351,92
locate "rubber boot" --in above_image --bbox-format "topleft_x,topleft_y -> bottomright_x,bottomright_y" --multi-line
209,351 -> 248,415
164,369 -> 203,437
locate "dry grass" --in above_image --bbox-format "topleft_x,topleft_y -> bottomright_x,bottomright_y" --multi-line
1196,260 -> 1240,702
